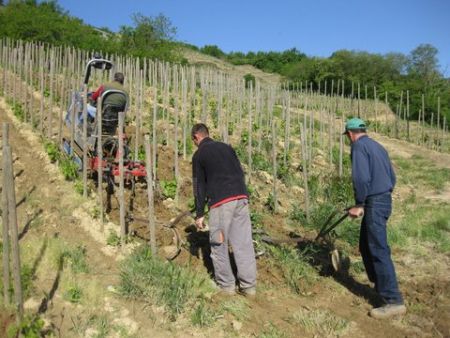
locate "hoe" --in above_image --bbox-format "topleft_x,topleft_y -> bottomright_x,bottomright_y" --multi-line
260,207 -> 351,273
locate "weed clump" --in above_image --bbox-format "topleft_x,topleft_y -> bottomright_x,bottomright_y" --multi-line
119,245 -> 214,320
160,180 -> 177,199
62,245 -> 89,273
266,244 -> 318,294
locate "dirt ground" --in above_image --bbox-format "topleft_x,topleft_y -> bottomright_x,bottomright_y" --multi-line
1,97 -> 450,337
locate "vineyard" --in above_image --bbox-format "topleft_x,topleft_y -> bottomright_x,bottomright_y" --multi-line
1,38 -> 450,337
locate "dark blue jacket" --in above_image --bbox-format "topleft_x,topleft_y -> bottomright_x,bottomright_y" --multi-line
350,135 -> 396,206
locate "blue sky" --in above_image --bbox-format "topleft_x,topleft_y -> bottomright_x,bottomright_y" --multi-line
57,0 -> 449,75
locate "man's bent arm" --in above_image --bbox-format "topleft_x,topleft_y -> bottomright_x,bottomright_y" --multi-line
192,154 -> 207,218
352,148 -> 371,205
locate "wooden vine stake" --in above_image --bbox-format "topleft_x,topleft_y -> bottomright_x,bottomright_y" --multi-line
144,134 -> 156,255
118,112 -> 126,246
82,84 -> 88,197
3,139 -> 24,320
2,123 -> 11,305
97,96 -> 104,228
299,122 -> 310,223
271,119 -> 277,214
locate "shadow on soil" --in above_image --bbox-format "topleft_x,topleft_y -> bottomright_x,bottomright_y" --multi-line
295,239 -> 382,307
185,226 -> 215,276
19,208 -> 43,241
38,252 -> 64,315
16,185 -> 36,208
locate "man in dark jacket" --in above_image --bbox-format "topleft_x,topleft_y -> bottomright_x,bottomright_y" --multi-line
191,123 -> 257,296
344,117 -> 406,319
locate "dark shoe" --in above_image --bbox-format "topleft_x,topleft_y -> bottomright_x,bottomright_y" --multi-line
239,286 -> 256,297
370,304 -> 406,319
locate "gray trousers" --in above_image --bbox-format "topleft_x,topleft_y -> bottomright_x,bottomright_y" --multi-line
209,199 -> 257,290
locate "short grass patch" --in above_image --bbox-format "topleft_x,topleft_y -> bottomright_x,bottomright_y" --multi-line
119,245 -> 214,320
62,245 -> 89,274
266,244 -> 318,294
393,154 -> 450,192
389,200 -> 450,252
220,297 -> 250,320
258,322 -> 289,338
288,308 -> 349,337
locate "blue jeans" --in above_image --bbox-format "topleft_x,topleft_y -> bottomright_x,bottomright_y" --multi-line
360,193 -> 403,305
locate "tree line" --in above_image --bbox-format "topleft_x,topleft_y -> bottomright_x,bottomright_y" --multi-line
0,0 -> 184,62
197,44 -> 449,123
1,0 -> 448,123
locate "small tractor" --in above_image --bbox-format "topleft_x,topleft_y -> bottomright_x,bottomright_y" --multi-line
62,55 -> 147,190
61,56 -> 184,260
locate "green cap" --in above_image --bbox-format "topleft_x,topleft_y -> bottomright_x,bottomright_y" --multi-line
344,117 -> 366,134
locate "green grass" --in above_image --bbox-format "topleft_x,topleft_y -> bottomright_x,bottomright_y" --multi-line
43,139 -> 60,163
7,315 -> 46,338
62,245 -> 90,274
288,308 -> 349,337
389,201 -> 450,252
190,300 -> 220,327
258,322 -> 288,338
266,244 -> 318,294
160,180 -> 177,199
119,246 -> 214,320
393,154 -> 450,192
64,284 -> 83,303
220,297 -> 250,320
43,139 -> 82,181
106,231 -> 121,247
6,99 -> 25,121
60,155 -> 79,181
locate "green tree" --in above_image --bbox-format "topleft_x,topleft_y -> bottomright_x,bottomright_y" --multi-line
119,13 -> 180,61
200,45 -> 225,58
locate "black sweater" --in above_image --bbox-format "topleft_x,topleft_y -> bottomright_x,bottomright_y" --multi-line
192,138 -> 248,218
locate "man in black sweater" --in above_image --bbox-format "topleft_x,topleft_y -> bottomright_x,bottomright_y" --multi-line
345,118 -> 406,319
192,123 -> 257,296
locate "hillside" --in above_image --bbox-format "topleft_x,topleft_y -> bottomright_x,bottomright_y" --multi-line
182,48 -> 282,85
0,39 -> 449,338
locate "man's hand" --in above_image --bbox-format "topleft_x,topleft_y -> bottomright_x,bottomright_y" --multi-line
348,206 -> 364,218
195,216 -> 206,230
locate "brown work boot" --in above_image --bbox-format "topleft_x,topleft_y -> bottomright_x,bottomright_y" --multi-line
370,304 -> 406,319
